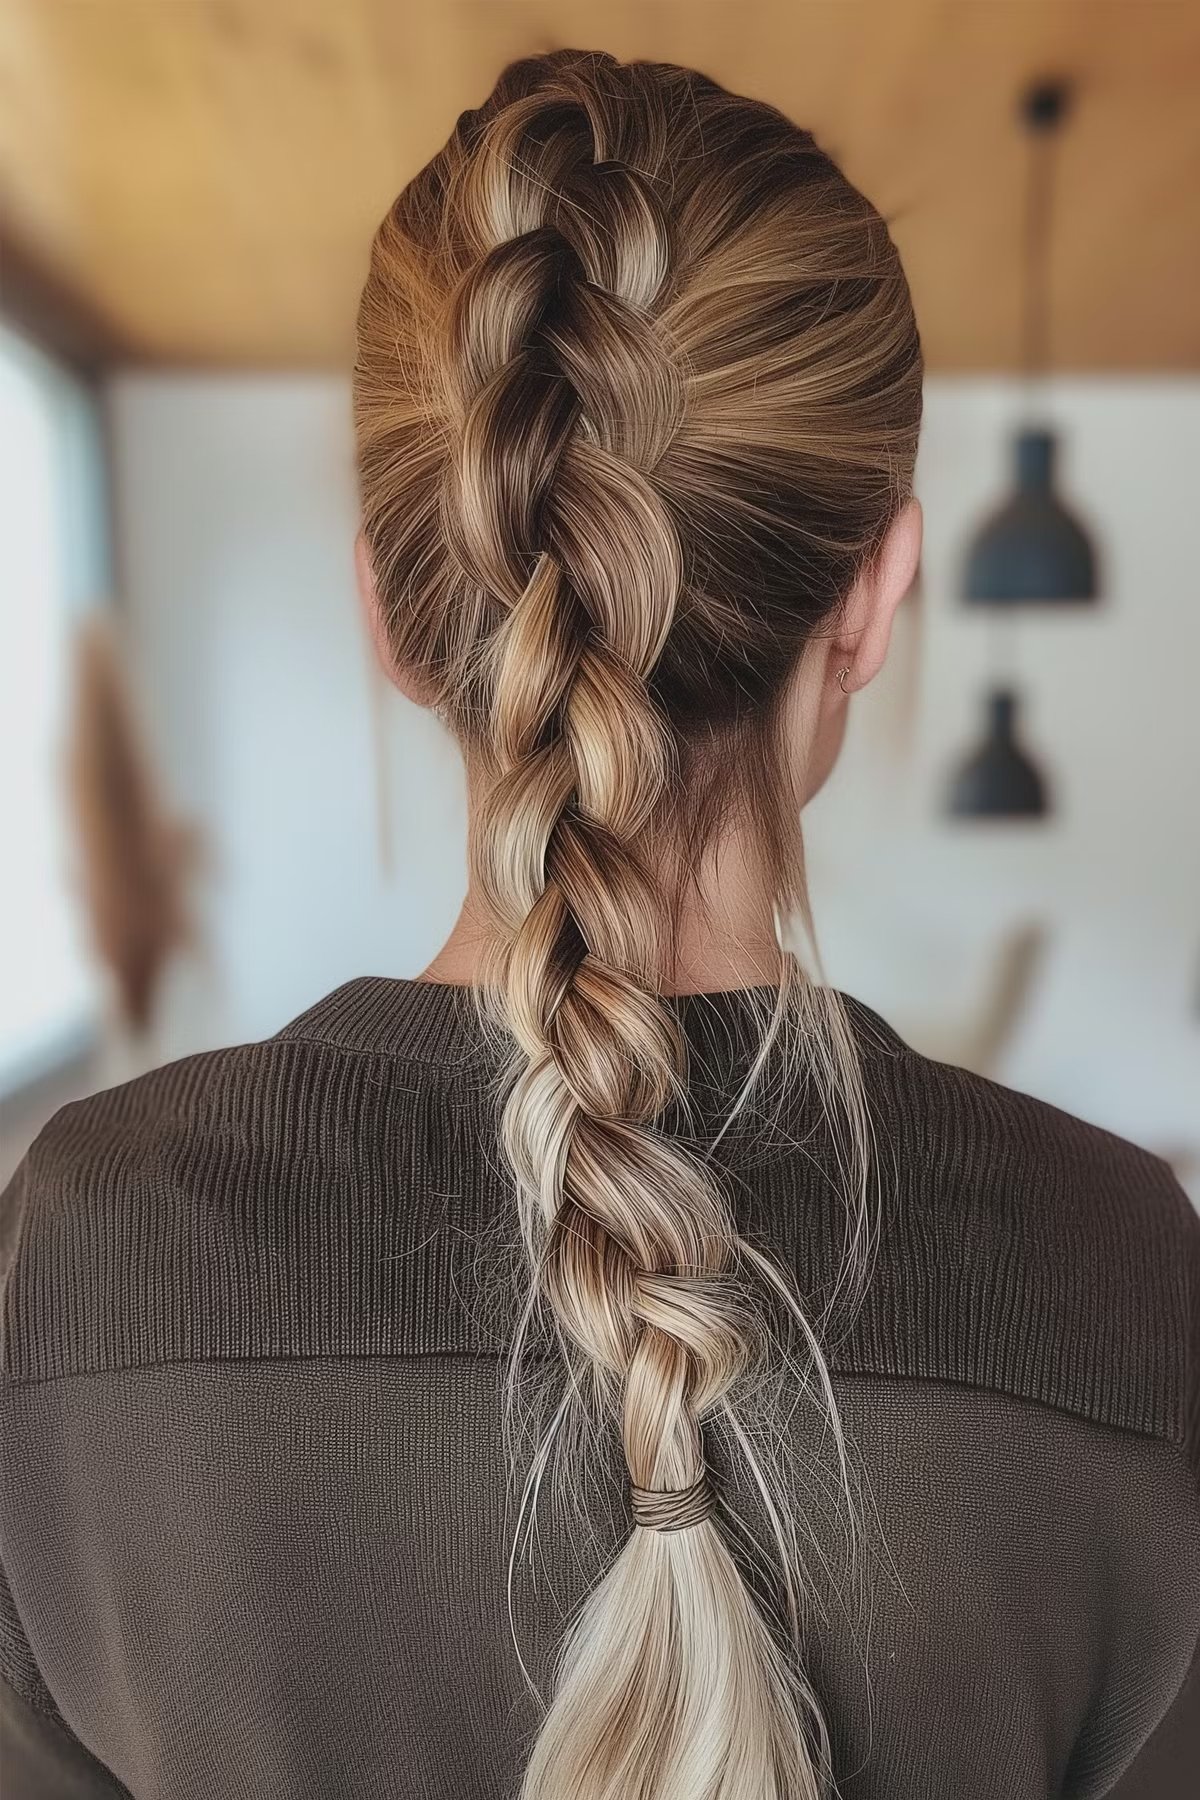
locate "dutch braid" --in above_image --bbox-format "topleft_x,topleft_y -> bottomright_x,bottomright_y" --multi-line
443,86 -> 826,1800
354,46 -> 923,1800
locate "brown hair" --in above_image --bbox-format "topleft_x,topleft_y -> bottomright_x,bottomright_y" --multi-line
354,48 -> 921,1799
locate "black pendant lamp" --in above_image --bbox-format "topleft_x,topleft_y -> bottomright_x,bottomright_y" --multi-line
947,688 -> 1050,820
963,80 -> 1100,605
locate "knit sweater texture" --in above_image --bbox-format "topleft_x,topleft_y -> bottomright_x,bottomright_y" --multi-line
1,976 -> 1197,1798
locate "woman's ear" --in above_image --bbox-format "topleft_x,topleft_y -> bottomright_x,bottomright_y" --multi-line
836,498 -> 923,692
355,530 -> 432,709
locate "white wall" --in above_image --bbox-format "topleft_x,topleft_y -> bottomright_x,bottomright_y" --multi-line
807,379 -> 1200,1161
103,373 -> 1200,1175
106,375 -> 467,1063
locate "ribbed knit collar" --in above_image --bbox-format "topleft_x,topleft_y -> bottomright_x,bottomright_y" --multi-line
276,974 -> 909,1068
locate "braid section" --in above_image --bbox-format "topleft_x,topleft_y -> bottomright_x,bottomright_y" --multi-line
442,80 -> 828,1800
355,48 -> 924,1800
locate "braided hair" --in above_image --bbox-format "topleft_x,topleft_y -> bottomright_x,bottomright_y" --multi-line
354,49 -> 921,1800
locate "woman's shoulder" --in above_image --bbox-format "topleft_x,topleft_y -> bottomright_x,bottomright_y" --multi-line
6,978 -> 487,1217
831,996 -> 1199,1468
0,991 -> 494,1386
851,995 -> 1195,1268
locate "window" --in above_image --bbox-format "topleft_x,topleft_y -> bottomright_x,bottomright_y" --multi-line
0,322 -> 110,1093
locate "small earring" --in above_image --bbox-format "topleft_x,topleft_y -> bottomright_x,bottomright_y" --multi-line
836,665 -> 851,693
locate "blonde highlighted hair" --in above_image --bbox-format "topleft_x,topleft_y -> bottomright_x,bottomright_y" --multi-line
354,49 -> 921,1800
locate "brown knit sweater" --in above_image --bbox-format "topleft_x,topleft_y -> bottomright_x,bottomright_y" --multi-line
1,977 -> 1197,1799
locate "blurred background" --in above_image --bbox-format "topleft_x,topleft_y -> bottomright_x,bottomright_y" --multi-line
1,0 -> 1197,1198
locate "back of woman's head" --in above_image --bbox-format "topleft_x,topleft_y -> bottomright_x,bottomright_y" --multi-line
354,48 -> 921,1800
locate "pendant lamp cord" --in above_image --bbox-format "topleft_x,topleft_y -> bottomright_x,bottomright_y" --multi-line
1020,80 -> 1070,391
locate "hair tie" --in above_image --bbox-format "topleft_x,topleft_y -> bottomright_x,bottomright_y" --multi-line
629,1472 -> 715,1534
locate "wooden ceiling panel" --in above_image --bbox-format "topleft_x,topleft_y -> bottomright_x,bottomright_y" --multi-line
0,0 -> 1197,369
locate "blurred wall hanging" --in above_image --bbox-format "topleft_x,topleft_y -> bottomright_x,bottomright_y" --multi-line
66,615 -> 200,1033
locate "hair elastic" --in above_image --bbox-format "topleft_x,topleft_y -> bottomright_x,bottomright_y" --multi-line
629,1472 -> 715,1534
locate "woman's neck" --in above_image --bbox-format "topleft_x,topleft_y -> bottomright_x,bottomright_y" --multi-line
420,818 -> 785,996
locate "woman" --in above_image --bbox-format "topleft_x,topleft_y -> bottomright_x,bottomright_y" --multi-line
1,49 -> 1197,1800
